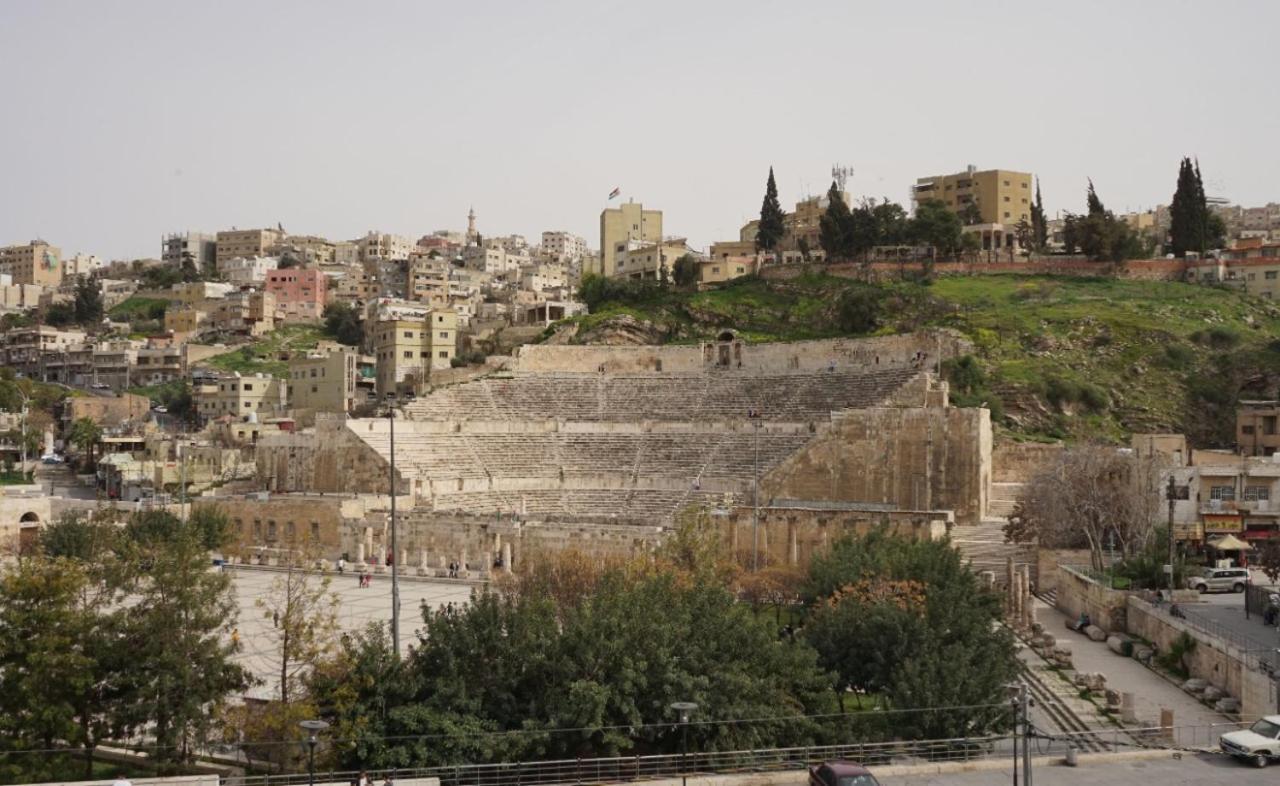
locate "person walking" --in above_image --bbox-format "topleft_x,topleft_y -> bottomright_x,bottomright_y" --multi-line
336,556 -> 346,575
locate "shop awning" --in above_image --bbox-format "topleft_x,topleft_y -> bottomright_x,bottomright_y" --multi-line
1208,534 -> 1253,551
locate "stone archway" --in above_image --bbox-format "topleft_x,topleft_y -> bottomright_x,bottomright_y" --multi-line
19,512 -> 39,524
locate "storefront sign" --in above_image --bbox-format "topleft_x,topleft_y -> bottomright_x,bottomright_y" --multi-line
1203,513 -> 1243,533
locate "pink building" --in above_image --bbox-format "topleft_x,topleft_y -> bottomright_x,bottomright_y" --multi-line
265,269 -> 328,321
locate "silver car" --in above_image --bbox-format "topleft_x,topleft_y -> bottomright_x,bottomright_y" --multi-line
1185,567 -> 1250,594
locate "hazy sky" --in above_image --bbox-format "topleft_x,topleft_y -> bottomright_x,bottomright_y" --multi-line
2,0 -> 1277,261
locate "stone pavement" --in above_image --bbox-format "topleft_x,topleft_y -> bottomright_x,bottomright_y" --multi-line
226,566 -> 474,699
874,752 -> 1277,786
1035,598 -> 1237,748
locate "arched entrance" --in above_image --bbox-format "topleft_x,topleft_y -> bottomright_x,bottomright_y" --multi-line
18,511 -> 41,553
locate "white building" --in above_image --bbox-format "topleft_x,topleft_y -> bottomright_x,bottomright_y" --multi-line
357,231 -> 414,263
540,231 -> 588,263
218,256 -> 279,285
65,252 -> 107,277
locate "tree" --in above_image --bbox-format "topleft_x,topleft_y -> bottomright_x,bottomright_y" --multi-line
322,302 -> 365,347
257,544 -> 339,705
68,417 -> 102,471
802,530 -> 1016,737
1061,212 -> 1080,254
179,251 -> 200,282
1006,445 -> 1166,572
73,275 -> 104,325
115,513 -> 250,764
671,254 -> 700,288
957,202 -> 984,226
1168,157 -> 1224,257
835,287 -> 884,334
797,237 -> 812,262
818,182 -> 853,261
44,302 -> 76,327
1030,179 -> 1048,252
909,199 -> 965,256
1257,538 -> 1280,585
872,201 -> 909,245
1075,181 -> 1146,265
755,167 -> 787,255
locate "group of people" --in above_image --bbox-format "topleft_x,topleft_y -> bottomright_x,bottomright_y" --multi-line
448,560 -> 461,578
352,771 -> 394,786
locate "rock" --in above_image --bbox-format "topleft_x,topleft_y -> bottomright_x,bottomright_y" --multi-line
1085,624 -> 1107,642
1039,633 -> 1057,649
1031,622 -> 1046,635
1106,635 -> 1134,656
1074,672 -> 1106,692
1215,697 -> 1240,713
1202,686 -> 1224,702
1132,646 -> 1154,664
1105,689 -> 1122,707
1182,678 -> 1208,695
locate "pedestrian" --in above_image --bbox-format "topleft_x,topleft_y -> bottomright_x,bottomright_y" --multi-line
230,628 -> 240,647
383,773 -> 395,786
337,556 -> 346,575
112,773 -> 132,786
357,771 -> 370,786
272,610 -> 279,628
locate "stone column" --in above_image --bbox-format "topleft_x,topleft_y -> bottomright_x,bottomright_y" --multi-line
502,542 -> 513,573
482,551 -> 492,576
356,541 -> 365,564
1005,556 -> 1016,616
1121,693 -> 1137,724
788,523 -> 799,566
460,548 -> 468,577
1022,566 -> 1035,629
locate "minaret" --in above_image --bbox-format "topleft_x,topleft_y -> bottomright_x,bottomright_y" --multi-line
466,206 -> 478,245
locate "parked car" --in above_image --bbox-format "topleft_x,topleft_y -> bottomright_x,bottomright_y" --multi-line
153,405 -> 168,414
1220,716 -> 1280,767
1185,567 -> 1250,594
40,454 -> 64,465
808,761 -> 880,786
90,382 -> 110,390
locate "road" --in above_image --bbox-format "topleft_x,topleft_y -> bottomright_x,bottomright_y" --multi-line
873,752 -> 1277,785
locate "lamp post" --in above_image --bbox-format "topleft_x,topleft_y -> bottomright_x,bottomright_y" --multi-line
388,406 -> 400,660
1166,475 -> 1177,597
299,719 -> 329,786
669,701 -> 698,786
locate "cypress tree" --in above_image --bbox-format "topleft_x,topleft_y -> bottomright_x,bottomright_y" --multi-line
818,182 -> 852,261
1086,179 -> 1105,217
1169,157 -> 1207,258
1030,178 -> 1048,251
756,167 -> 787,254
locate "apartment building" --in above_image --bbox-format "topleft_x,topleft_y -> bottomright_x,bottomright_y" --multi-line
462,244 -> 520,276
65,252 -> 106,277
373,309 -> 458,396
210,290 -> 275,336
215,228 -> 285,265
599,201 -> 662,277
218,255 -> 279,284
164,308 -> 206,335
194,372 -> 287,424
171,281 -> 234,305
330,265 -> 377,304
0,240 -> 63,287
357,231 -> 414,263
408,257 -> 451,305
699,257 -> 754,287
520,263 -> 569,293
287,349 -> 367,413
912,166 -> 1033,226
134,346 -> 185,386
269,235 -> 335,266
541,231 -> 588,264
1,326 -> 87,378
265,268 -> 328,321
615,239 -> 690,281
162,232 -> 218,270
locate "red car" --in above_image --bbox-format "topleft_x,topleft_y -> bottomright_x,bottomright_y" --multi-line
808,760 -> 881,786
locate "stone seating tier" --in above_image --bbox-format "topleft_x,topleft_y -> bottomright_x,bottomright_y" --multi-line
403,367 -> 922,423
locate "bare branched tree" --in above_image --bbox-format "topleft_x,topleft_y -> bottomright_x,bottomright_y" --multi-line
1006,445 -> 1166,571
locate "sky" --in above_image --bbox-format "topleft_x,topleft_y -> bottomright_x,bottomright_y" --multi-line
2,0 -> 1278,261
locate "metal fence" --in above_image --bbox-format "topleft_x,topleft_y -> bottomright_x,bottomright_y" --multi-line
1162,603 -> 1280,673
1244,583 -> 1279,619
219,724 -> 1245,786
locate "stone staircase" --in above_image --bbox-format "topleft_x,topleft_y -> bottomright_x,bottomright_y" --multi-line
987,481 -> 1024,518
951,518 -> 1037,587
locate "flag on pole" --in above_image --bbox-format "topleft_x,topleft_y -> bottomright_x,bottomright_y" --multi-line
608,187 -> 621,200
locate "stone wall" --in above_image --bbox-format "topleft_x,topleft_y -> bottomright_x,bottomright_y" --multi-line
193,493 -> 402,562
1126,596 -> 1277,720
0,489 -> 51,557
760,404 -> 991,525
1035,549 -> 1093,594
256,416 -> 403,495
1055,566 -> 1130,633
716,505 -> 949,568
992,441 -> 1063,483
761,258 -> 1190,284
514,331 -> 971,375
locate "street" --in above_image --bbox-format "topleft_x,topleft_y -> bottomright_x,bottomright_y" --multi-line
873,752 -> 1277,785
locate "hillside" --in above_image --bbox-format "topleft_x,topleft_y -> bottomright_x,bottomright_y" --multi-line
555,273 -> 1280,446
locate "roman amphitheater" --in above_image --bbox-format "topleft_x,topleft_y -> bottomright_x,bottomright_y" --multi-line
247,331 -> 1029,578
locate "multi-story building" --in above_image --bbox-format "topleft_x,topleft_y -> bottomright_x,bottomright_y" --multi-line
357,231 -> 414,263
372,309 -> 458,396
1,326 -> 86,378
541,231 -> 588,264
164,308 -> 206,335
265,268 -> 328,321
171,281 -> 234,305
0,240 -> 63,287
218,255 -> 279,285
134,345 -> 185,386
287,349 -> 366,413
64,252 -> 106,277
520,263 -> 569,294
333,241 -> 360,266
269,235 -> 335,267
215,228 -> 285,265
599,201 -> 662,277
330,265 -> 377,305
912,166 -> 1033,252
1238,401 -> 1280,456
408,257 -> 452,305
193,372 -> 287,424
614,239 -> 690,281
462,244 -> 519,276
210,290 -> 275,336
699,257 -> 755,287
162,232 -> 218,270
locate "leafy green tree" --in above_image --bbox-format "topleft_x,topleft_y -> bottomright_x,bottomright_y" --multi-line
909,199 -> 964,255
1086,179 -> 1106,216
671,254 -> 700,288
73,275 -> 104,325
179,251 -> 200,283
755,167 -> 787,254
68,417 -> 102,470
818,182 -> 852,261
44,302 -> 77,327
872,201 -> 910,244
189,505 -> 233,552
1168,157 -> 1212,258
957,202 -> 984,226
323,302 -> 365,347
835,287 -> 883,334
1061,212 -> 1080,254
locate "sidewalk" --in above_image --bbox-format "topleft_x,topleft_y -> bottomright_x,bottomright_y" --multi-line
1036,598 -> 1236,747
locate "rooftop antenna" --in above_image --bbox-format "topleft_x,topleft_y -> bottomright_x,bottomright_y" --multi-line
831,164 -> 853,191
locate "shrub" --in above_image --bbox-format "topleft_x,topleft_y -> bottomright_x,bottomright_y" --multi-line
1044,377 -> 1081,409
835,287 -> 884,334
1078,383 -> 1109,412
1161,344 -> 1195,369
1190,326 -> 1240,349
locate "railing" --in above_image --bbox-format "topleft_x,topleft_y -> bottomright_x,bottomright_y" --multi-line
1151,601 -> 1280,672
217,724 -> 1245,786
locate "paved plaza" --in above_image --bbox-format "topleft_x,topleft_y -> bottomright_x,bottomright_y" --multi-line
226,566 -> 475,699
873,752 -> 1280,786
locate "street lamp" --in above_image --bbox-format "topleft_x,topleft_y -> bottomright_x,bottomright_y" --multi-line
299,719 -> 330,786
669,701 -> 698,786
1004,683 -> 1031,786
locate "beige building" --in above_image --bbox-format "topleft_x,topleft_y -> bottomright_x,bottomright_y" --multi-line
0,240 -> 63,286
288,349 -> 366,413
699,256 -> 754,287
912,166 -> 1033,226
373,309 -> 458,396
599,201 -> 662,277
614,239 -> 690,280
194,372 -> 287,424
215,228 -> 285,265
540,231 -> 588,263
358,231 -> 414,263
164,308 -> 206,335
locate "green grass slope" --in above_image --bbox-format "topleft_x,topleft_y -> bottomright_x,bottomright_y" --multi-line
562,273 -> 1280,446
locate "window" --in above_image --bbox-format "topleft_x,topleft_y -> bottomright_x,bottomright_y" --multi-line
253,519 -> 262,538
1244,486 -> 1271,502
404,331 -> 414,338
1266,271 -> 1277,280
244,383 -> 253,391
286,521 -> 296,539
439,351 -> 448,358
404,351 -> 413,358
266,520 -> 277,540
311,521 -> 320,540
1209,485 -> 1236,501
439,331 -> 449,338
1243,425 -> 1256,435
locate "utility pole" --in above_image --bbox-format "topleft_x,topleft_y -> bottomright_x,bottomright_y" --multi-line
1167,475 -> 1177,596
752,412 -> 762,571
1021,683 -> 1032,786
388,406 -> 400,660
